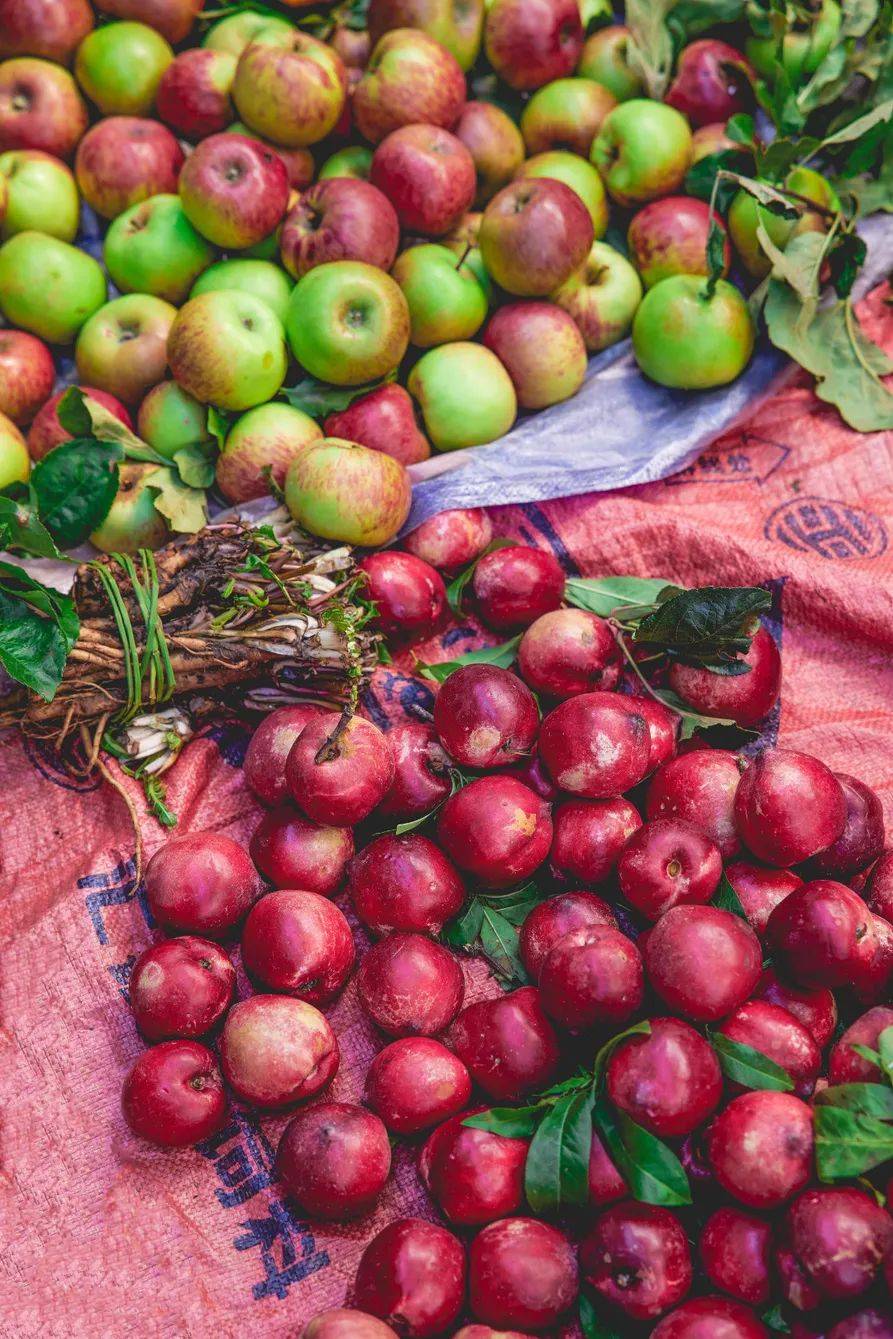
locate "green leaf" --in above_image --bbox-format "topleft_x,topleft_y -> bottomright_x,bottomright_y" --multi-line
713,872 -> 750,920
704,214 -> 728,298
816,1083 -> 893,1118
445,538 -> 516,615
172,442 -> 216,489
852,1043 -> 884,1069
579,1293 -> 623,1339
632,586 -> 772,666
0,494 -> 64,558
281,375 -> 385,420
685,150 -> 748,208
821,97 -> 893,150
146,466 -> 207,534
815,1103 -> 893,1180
726,112 -> 756,145
827,231 -> 868,299
593,1099 -> 691,1206
564,575 -> 672,618
443,899 -> 484,948
56,387 -> 167,463
416,634 -> 522,682
525,1087 -> 593,1216
479,905 -> 527,982
711,1032 -> 795,1091
593,1020 -> 652,1087
0,561 -> 79,699
31,439 -> 121,547
206,405 -> 233,452
462,1106 -> 543,1138
762,1303 -> 791,1334
879,1026 -> 893,1081
731,174 -> 802,218
624,0 -> 675,98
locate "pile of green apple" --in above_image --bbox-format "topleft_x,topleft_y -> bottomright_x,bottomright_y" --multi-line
0,0 -> 855,551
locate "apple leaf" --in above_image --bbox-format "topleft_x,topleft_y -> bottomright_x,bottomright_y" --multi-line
31,439 -> 121,547
206,405 -> 233,452
172,442 -> 216,490
525,1087 -> 593,1215
445,537 -> 517,615
281,375 -> 386,420
579,1293 -> 624,1339
704,215 -> 728,298
564,575 -> 674,617
713,872 -> 749,921
146,466 -> 207,534
415,634 -> 522,682
0,493 -> 64,559
631,585 -> 772,667
710,1033 -> 795,1092
685,151 -> 748,209
0,560 -> 79,700
56,387 -> 167,464
624,0 -> 675,98
815,1104 -> 893,1180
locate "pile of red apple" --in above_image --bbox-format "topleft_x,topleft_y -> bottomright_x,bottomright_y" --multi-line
115,511 -> 893,1336
0,0 -> 836,549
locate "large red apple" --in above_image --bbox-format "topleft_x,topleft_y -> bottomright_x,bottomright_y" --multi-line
91,0 -> 204,45
280,178 -> 400,279
0,330 -> 55,425
370,123 -> 475,236
483,301 -> 586,409
324,384 -> 431,465
0,57 -> 88,160
665,39 -> 754,128
353,28 -> 467,144
627,196 -> 731,288
178,132 -> 290,249
28,385 -> 133,459
484,0 -> 582,91
75,116 -> 184,219
0,0 -> 94,66
156,48 -> 237,141
479,177 -> 593,296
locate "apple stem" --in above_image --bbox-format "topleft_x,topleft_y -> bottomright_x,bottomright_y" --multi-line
454,241 -> 473,270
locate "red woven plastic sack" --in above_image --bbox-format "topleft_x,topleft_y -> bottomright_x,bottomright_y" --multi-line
2,283 -> 892,1336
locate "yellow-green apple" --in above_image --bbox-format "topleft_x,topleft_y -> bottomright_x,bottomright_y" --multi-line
0,169 -> 7,227
0,58 -> 88,159
0,330 -> 55,425
156,48 -> 237,140
632,274 -> 755,389
137,379 -> 210,458
352,29 -> 466,144
330,25 -> 371,69
628,196 -> 730,288
224,120 -> 314,189
104,194 -> 215,304
74,21 -> 174,116
190,258 -> 293,325
577,26 -> 643,101
591,99 -> 693,206
167,290 -> 287,410
728,167 -> 840,278
90,462 -> 169,553
747,0 -> 841,82
323,384 -> 430,465
665,39 -> 753,129
285,260 -> 410,385
0,231 -> 106,342
0,0 -> 94,66
0,149 -> 79,240
232,28 -> 346,149
74,116 -> 183,219
75,293 -> 177,405
479,176 -> 593,296
521,77 -> 616,156
392,242 -> 490,347
216,401 -> 322,502
552,238 -> 643,351
280,178 -> 399,281
285,436 -> 412,545
0,409 -> 31,488
202,10 -> 295,58
691,120 -> 750,165
514,149 -> 608,235
368,0 -> 484,70
28,385 -> 132,458
319,145 -> 373,181
454,100 -> 524,207
370,124 -> 475,236
93,0 -> 205,45
483,300 -> 586,409
178,132 -> 289,249
484,0 -> 582,91
408,341 -> 516,450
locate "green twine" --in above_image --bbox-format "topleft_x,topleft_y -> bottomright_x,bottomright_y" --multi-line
91,549 -> 175,724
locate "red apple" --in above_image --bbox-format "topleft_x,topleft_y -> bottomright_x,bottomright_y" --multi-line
330,25 -> 372,70
156,48 -> 237,142
454,99 -> 525,207
627,196 -> 731,289
353,28 -> 467,145
666,39 -> 754,129
0,329 -> 55,425
324,383 -> 431,465
178,132 -> 289,249
484,0 -> 582,91
27,385 -> 133,459
0,57 -> 88,160
0,0 -> 94,66
75,116 -> 184,219
370,123 -> 475,236
483,300 -> 586,409
479,177 -> 593,296
691,120 -> 751,165
280,178 -> 399,280
91,0 -> 205,45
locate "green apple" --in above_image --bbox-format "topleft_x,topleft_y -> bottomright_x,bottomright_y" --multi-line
286,260 -> 410,386
75,293 -> 177,405
90,462 -> 169,553
319,146 -> 374,181
0,150 -> 80,242
137,380 -> 211,459
74,21 -> 174,116
553,239 -> 643,351
392,243 -> 490,347
104,194 -> 215,304
408,341 -> 516,451
190,258 -> 293,326
203,11 -> 295,58
577,26 -> 644,102
216,402 -> 322,503
728,168 -> 841,278
368,0 -> 485,71
0,231 -> 106,343
520,78 -> 617,158
591,99 -> 693,207
0,410 -> 30,489
747,0 -> 841,82
515,150 -> 609,236
167,290 -> 287,410
632,275 -> 755,389
284,437 -> 412,546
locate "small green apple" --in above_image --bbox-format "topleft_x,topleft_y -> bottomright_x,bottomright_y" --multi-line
104,194 -> 215,305
217,402 -> 322,502
747,0 -> 841,82
0,410 -> 31,489
0,150 -> 80,242
319,146 -> 374,181
515,149 -> 609,236
137,381 -> 211,459
167,290 -> 287,410
286,260 -> 410,386
203,11 -> 295,58
0,231 -> 106,343
392,243 -> 490,347
577,26 -> 644,102
728,168 -> 841,278
553,239 -> 643,352
632,275 -> 755,389
75,293 -> 177,405
190,258 -> 293,326
408,341 -> 517,451
591,99 -> 692,207
90,462 -> 169,553
74,21 -> 174,116
284,436 -> 412,546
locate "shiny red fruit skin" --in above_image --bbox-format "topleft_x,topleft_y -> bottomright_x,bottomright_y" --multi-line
353,1219 -> 466,1338
588,1129 -> 628,1206
276,1102 -> 391,1220
471,544 -> 565,631
375,722 -> 452,820
725,860 -> 802,936
468,1217 -> 578,1331
129,936 -> 235,1041
806,773 -> 885,879
219,994 -> 339,1109
356,932 -> 465,1037
775,1186 -> 893,1307
240,889 -> 355,1006
828,1006 -> 893,1084
433,664 -> 539,769
538,691 -> 651,798
647,748 -> 743,859
286,712 -> 395,826
348,833 -> 466,936
144,831 -> 262,939
518,607 -> 621,698
668,626 -> 779,727
539,925 -> 644,1032
651,1296 -> 769,1339
436,774 -> 553,888
643,905 -> 762,1022
765,879 -> 878,989
243,704 -> 328,807
580,1201 -> 692,1321
518,889 -> 617,981
419,1107 -> 528,1225
550,798 -> 642,886
734,749 -> 847,867
403,507 -> 493,572
716,1000 -> 821,1098
618,817 -> 722,921
359,551 -> 447,637
753,967 -> 838,1048
249,808 -> 354,895
121,1040 -> 227,1147
707,1090 -> 814,1209
866,849 -> 893,920
665,39 -> 754,128
446,986 -> 560,1101
700,1207 -> 773,1306
606,1016 -> 723,1138
364,1037 -> 472,1135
